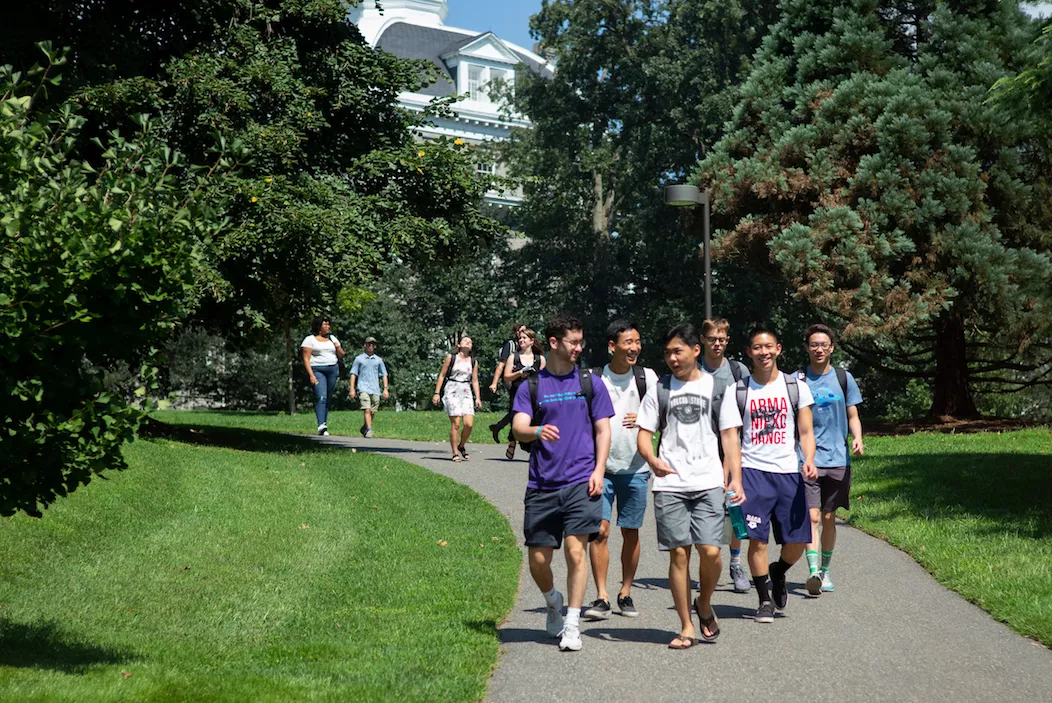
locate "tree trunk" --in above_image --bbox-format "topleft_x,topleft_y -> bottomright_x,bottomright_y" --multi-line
285,319 -> 296,416
929,309 -> 979,418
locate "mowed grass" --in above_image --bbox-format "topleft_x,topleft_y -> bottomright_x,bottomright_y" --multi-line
151,409 -> 509,443
850,429 -> 1052,646
0,429 -> 520,702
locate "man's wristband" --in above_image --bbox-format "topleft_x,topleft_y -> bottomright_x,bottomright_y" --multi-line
535,426 -> 543,439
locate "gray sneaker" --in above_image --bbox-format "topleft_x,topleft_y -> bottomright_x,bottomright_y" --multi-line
617,594 -> 638,618
545,591 -> 565,638
755,601 -> 775,624
806,571 -> 823,597
583,598 -> 611,620
729,563 -> 750,593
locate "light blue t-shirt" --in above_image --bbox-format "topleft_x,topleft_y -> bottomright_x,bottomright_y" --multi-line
350,354 -> 388,395
801,367 -> 862,467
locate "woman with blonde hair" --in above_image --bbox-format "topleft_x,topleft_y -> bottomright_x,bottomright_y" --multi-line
433,336 -> 482,461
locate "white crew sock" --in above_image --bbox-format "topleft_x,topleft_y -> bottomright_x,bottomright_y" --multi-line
565,607 -> 581,628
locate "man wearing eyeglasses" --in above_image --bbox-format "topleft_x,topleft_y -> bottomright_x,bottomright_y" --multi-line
699,318 -> 752,594
512,313 -> 614,652
799,324 -> 864,596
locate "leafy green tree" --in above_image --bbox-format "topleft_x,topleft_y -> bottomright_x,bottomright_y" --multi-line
7,1 -> 503,413
0,48 -> 233,516
499,0 -> 781,364
698,0 -> 1052,416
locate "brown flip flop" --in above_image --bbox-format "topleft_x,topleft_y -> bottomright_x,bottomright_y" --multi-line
668,634 -> 699,650
695,599 -> 720,642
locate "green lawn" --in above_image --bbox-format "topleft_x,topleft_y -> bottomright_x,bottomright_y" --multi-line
151,409 -> 509,443
851,429 -> 1052,646
0,427 -> 520,702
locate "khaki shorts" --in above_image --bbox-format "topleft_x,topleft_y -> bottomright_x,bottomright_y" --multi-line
359,393 -> 382,411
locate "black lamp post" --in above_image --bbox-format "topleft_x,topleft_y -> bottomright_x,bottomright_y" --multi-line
664,184 -> 712,320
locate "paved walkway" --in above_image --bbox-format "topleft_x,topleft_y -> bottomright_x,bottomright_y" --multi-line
318,435 -> 1052,703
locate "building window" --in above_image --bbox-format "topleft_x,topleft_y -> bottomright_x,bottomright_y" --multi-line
467,64 -> 484,101
476,162 -> 495,176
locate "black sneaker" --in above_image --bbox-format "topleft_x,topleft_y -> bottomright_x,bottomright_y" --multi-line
617,594 -> 638,618
770,565 -> 788,610
489,424 -> 501,443
359,424 -> 367,437
755,601 -> 775,624
582,598 -> 611,620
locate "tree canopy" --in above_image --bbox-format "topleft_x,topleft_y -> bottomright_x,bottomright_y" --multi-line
698,0 -> 1052,416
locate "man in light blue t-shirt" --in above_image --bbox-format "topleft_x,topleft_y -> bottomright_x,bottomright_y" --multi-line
799,324 -> 864,596
349,336 -> 389,438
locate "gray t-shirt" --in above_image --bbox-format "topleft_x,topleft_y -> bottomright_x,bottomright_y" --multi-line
700,357 -> 749,394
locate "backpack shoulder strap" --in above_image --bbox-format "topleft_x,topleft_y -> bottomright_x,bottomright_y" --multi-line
657,375 -> 672,432
632,365 -> 647,401
783,371 -> 799,413
528,373 -> 540,418
736,377 -> 749,419
579,367 -> 595,426
710,377 -> 727,436
730,360 -> 743,383
836,368 -> 848,398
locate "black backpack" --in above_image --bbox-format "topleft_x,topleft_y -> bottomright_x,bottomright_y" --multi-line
438,354 -> 477,398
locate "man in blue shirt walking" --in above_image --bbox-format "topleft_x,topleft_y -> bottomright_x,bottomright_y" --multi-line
350,336 -> 389,438
799,324 -> 864,596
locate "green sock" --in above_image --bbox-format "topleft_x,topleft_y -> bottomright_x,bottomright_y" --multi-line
806,550 -> 820,575
821,550 -> 834,573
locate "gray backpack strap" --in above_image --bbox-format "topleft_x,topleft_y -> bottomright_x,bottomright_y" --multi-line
784,372 -> 799,414
711,378 -> 727,437
657,375 -> 672,432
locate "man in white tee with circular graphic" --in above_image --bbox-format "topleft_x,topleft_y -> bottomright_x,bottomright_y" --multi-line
582,320 -> 659,621
737,326 -> 817,624
636,323 -> 744,649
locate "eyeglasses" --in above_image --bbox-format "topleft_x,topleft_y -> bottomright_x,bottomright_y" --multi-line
705,337 -> 729,344
808,343 -> 832,350
561,337 -> 586,350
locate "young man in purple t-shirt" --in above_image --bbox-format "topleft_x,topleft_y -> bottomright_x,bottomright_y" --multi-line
512,313 -> 614,652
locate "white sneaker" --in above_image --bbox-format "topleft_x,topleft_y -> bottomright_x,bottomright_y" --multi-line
317,424 -> 328,436
364,429 -> 374,438
545,591 -> 564,638
558,624 -> 582,651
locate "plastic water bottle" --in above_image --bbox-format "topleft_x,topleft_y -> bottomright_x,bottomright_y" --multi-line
726,491 -> 748,540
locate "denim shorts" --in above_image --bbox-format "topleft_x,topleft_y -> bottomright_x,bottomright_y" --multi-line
601,472 -> 650,529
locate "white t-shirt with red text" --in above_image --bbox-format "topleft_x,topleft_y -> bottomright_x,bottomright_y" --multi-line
740,372 -> 814,474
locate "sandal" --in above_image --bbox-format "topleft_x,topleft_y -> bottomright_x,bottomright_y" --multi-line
458,444 -> 469,460
694,599 -> 720,642
505,443 -> 516,460
452,455 -> 463,463
668,634 -> 699,650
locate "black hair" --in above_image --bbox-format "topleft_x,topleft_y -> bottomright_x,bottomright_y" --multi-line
606,319 -> 638,344
803,323 -> 837,345
310,316 -> 330,335
747,325 -> 780,345
663,323 -> 701,349
544,313 -> 584,347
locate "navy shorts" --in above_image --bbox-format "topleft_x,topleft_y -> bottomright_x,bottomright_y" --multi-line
740,467 -> 810,544
524,481 -> 602,548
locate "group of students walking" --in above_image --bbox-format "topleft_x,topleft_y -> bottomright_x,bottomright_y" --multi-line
508,313 -> 863,651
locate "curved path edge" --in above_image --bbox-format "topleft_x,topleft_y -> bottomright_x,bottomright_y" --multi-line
315,435 -> 1052,703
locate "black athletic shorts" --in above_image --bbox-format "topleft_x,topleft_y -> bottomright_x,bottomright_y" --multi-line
523,481 -> 601,548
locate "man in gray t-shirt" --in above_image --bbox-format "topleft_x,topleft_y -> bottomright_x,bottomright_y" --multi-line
699,318 -> 751,593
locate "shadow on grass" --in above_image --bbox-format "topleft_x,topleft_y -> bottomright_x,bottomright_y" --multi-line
851,452 -> 1052,538
0,619 -> 130,673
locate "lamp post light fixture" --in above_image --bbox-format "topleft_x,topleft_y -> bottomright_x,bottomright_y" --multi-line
664,184 -> 712,320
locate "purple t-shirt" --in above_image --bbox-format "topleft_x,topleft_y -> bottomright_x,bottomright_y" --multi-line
512,368 -> 615,491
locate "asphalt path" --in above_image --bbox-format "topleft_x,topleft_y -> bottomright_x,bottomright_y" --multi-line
316,434 -> 1052,703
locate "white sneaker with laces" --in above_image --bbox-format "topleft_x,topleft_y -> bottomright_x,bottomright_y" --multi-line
821,571 -> 835,592
558,624 -> 582,651
545,591 -> 564,638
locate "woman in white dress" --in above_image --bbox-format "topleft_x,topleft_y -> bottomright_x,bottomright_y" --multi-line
432,336 -> 482,462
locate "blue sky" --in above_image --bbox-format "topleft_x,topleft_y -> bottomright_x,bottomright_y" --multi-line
445,1 -> 542,51
443,0 -> 1050,53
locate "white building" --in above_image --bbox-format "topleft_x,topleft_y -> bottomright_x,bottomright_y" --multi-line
350,0 -> 552,209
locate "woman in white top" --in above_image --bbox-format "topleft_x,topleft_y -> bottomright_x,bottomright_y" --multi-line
301,317 -> 345,436
501,329 -> 545,460
432,336 -> 482,462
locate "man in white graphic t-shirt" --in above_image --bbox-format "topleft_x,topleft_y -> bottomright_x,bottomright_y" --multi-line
637,323 -> 744,649
737,326 -> 817,625
582,320 -> 659,621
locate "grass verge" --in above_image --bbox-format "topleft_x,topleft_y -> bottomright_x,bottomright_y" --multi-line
0,428 -> 520,702
151,409 -> 509,443
851,429 -> 1052,646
